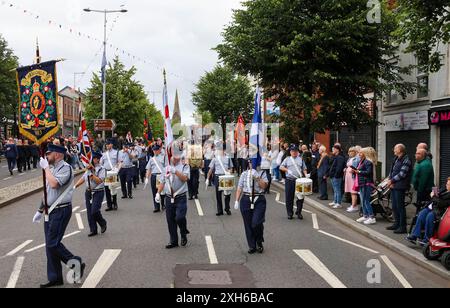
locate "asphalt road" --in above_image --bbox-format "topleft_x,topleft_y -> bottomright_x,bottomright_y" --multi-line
0,160 -> 41,188
0,176 -> 449,289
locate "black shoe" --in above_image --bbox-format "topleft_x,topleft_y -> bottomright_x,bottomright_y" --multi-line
166,244 -> 179,249
101,224 -> 107,234
88,232 -> 98,238
105,208 -> 114,212
386,225 -> 398,231
10,170 -> 13,176
121,196 -> 128,199
128,195 -> 133,199
181,238 -> 188,247
40,280 -> 64,288
226,210 -> 232,216
248,248 -> 257,254
257,243 -> 264,254
195,195 -> 199,200
298,214 -> 304,220
394,229 -> 407,235
153,209 -> 161,213
188,197 -> 194,200
288,216 -> 294,220
216,212 -> 224,216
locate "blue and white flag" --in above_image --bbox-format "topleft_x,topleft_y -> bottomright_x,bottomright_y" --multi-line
101,50 -> 107,83
249,86 -> 264,170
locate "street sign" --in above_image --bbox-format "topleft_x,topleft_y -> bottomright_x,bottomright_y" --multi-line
94,119 -> 116,131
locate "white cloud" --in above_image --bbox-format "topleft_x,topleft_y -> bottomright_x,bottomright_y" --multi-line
0,0 -> 243,126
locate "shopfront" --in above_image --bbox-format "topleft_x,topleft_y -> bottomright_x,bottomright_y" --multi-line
384,111 -> 430,175
429,107 -> 450,186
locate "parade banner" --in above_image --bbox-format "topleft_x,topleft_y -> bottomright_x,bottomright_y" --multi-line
16,60 -> 59,145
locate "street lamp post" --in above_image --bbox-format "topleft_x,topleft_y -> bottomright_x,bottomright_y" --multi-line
73,72 -> 84,137
83,7 -> 127,140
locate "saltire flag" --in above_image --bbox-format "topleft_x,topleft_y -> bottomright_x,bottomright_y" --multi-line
249,86 -> 264,170
101,50 -> 107,83
79,114 -> 92,168
16,60 -> 59,146
163,70 -> 174,166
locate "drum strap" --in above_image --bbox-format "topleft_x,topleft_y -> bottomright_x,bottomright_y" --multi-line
106,151 -> 114,171
291,157 -> 304,179
217,156 -> 230,176
152,157 -> 163,174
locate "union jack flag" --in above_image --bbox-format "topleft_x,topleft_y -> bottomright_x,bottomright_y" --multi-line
79,115 -> 92,168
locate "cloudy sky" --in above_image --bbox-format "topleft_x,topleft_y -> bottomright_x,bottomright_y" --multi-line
0,0 -> 243,125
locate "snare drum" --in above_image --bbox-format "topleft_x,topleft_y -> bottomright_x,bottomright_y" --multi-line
105,170 -> 119,187
296,178 -> 313,196
218,175 -> 236,192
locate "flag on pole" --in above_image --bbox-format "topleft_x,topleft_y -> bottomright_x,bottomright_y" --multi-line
101,50 -> 107,83
79,114 -> 92,168
163,70 -> 174,165
249,86 -> 264,170
235,114 -> 246,148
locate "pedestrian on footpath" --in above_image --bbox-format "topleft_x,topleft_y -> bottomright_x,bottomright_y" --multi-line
32,144 -> 85,288
280,144 -> 308,220
75,151 -> 108,237
387,144 -> 413,234
310,143 -> 320,193
345,147 -> 360,213
235,159 -> 269,254
5,138 -> 18,176
412,148 -> 435,207
317,145 -> 330,200
329,144 -> 346,209
155,146 -> 190,249
101,139 -> 120,211
145,144 -> 166,213
353,147 -> 377,225
206,142 -> 233,216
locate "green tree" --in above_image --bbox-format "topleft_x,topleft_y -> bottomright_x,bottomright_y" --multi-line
192,65 -> 254,136
216,0 -> 416,143
0,35 -> 19,135
192,109 -> 213,125
396,0 -> 450,73
84,56 -> 164,138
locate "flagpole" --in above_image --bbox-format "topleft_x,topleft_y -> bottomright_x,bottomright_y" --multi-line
35,40 -> 50,222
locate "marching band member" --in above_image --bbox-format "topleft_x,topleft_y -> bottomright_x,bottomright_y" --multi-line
145,144 -> 166,213
101,139 -> 120,211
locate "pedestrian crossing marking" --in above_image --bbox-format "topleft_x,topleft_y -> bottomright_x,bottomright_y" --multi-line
205,236 -> 218,265
5,240 -> 33,257
75,213 -> 84,230
380,255 -> 413,288
195,199 -> 204,217
24,231 -> 81,253
294,250 -> 347,288
82,249 -> 121,288
6,256 -> 25,288
318,230 -> 379,254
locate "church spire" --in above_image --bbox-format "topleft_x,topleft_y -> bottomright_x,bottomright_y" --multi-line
172,89 -> 181,125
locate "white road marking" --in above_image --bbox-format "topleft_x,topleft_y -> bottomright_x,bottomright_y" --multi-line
294,250 -> 347,288
194,199 -> 204,217
18,173 -> 25,176
318,230 -> 379,254
3,177 -> 11,181
82,249 -> 121,288
205,236 -> 218,264
75,213 -> 85,230
6,256 -> 25,288
1,165 -> 7,168
303,209 -> 313,214
5,240 -> 33,257
72,206 -> 80,213
273,190 -> 285,205
80,209 -> 87,213
25,231 -> 81,253
380,255 -> 413,288
312,213 -> 319,230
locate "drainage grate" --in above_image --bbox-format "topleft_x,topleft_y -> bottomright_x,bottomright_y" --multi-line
188,270 -> 233,285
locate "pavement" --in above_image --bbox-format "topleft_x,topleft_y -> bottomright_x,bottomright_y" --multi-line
272,180 -> 450,279
0,173 -> 449,288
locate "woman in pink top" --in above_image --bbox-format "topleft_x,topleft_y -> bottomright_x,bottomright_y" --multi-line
345,147 -> 360,213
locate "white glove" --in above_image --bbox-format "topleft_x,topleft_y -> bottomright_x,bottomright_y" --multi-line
73,185 -> 77,191
144,178 -> 149,186
155,193 -> 161,203
205,179 -> 210,189
234,201 -> 240,210
33,211 -> 43,223
306,174 -> 311,179
39,158 -> 49,170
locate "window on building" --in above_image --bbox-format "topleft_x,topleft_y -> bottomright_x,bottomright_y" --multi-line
388,90 -> 398,105
417,57 -> 429,99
